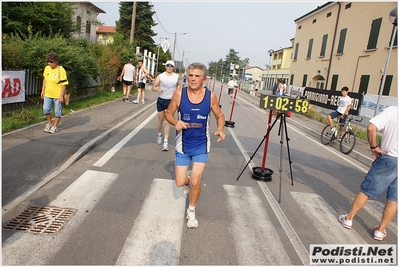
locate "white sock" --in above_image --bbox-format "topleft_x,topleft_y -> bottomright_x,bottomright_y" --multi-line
189,205 -> 195,211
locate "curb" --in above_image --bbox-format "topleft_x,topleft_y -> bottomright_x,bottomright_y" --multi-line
2,100 -> 156,216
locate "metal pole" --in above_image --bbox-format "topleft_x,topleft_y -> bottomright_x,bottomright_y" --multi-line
156,43 -> 160,77
172,32 -> 177,61
374,25 -> 397,116
129,2 -> 137,45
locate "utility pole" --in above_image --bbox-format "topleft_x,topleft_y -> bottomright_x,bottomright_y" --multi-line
130,2 -> 137,45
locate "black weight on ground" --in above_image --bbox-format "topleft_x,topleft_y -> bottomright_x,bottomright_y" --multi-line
251,167 -> 273,181
225,120 -> 235,128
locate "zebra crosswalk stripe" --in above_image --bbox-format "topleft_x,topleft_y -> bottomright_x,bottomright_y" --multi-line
291,191 -> 367,244
116,178 -> 186,265
2,170 -> 118,265
223,184 -> 292,265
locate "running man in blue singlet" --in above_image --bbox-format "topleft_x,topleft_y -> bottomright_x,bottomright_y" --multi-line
165,62 -> 225,228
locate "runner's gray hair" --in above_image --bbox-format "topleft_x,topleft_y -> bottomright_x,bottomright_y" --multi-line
187,62 -> 207,77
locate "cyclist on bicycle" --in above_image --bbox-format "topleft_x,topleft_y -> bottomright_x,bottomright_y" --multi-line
327,86 -> 352,139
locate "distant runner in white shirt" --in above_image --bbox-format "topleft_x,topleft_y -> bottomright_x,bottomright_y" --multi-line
118,58 -> 136,102
151,60 -> 181,151
133,60 -> 148,104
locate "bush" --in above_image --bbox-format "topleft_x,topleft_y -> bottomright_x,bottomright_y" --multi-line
2,33 -> 104,94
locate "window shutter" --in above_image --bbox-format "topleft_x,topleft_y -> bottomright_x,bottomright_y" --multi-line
320,34 -> 328,57
337,28 -> 347,54
307,38 -> 314,59
367,18 -> 382,50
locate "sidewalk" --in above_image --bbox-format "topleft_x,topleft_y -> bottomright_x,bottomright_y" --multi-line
2,84 -> 159,212
2,85 -> 374,214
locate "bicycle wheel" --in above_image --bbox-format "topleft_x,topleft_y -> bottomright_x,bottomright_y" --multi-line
340,131 -> 356,154
321,125 -> 334,145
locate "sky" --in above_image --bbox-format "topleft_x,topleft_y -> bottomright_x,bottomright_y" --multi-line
93,1 -> 326,69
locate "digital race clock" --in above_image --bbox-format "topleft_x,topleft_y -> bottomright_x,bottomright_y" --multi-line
259,95 -> 309,113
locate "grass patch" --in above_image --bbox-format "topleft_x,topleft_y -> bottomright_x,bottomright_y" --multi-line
2,90 -> 129,134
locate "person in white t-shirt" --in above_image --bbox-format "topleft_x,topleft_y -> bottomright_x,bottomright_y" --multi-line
327,86 -> 352,139
151,60 -> 181,151
118,59 -> 136,102
338,106 -> 397,241
227,78 -> 237,96
133,60 -> 148,104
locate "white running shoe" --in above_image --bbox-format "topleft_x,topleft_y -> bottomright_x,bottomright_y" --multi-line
132,99 -> 139,104
44,123 -> 52,132
186,208 -> 198,228
162,140 -> 169,151
156,135 -> 162,145
183,170 -> 191,195
373,227 -> 387,241
338,214 -> 352,229
48,126 -> 59,134
141,100 -> 145,104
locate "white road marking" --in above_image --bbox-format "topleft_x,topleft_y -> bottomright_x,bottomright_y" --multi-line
2,170 -> 118,265
93,110 -> 158,167
228,127 -> 309,265
291,191 -> 367,244
223,184 -> 292,265
2,101 -> 155,217
116,178 -> 186,265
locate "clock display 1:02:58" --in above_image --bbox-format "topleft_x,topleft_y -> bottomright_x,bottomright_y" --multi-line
262,95 -> 309,113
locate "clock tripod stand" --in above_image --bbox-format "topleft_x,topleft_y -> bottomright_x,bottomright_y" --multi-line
236,110 -> 294,201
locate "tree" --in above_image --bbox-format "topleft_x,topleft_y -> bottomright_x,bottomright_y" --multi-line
117,2 -> 157,52
2,2 -> 75,38
224,49 -> 241,78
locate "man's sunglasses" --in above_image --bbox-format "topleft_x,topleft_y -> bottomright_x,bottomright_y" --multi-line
48,61 -> 55,63
166,64 -> 174,67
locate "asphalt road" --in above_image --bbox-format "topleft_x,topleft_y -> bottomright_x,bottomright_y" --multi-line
2,82 -> 396,265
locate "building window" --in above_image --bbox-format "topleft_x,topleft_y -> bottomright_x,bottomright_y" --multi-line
331,75 -> 339,91
76,16 -> 81,32
312,19 -> 317,24
380,75 -> 393,95
337,28 -> 347,54
320,34 -> 328,57
302,74 -> 308,87
358,75 -> 370,95
86,20 -> 91,34
345,3 -> 352,9
316,76 -> 325,89
307,38 -> 313,59
294,43 -> 299,61
367,18 -> 382,50
298,25 -> 302,30
290,74 -> 294,85
326,12 -> 332,18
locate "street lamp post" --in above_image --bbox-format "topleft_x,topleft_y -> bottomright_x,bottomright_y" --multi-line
265,49 -> 274,91
185,50 -> 190,71
172,32 -> 187,61
374,7 -> 397,116
242,58 -> 249,91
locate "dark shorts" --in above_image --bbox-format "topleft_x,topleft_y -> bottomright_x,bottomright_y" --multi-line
360,154 -> 397,202
138,82 -> 145,89
123,80 -> 133,86
329,110 -> 346,125
157,97 -> 171,111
